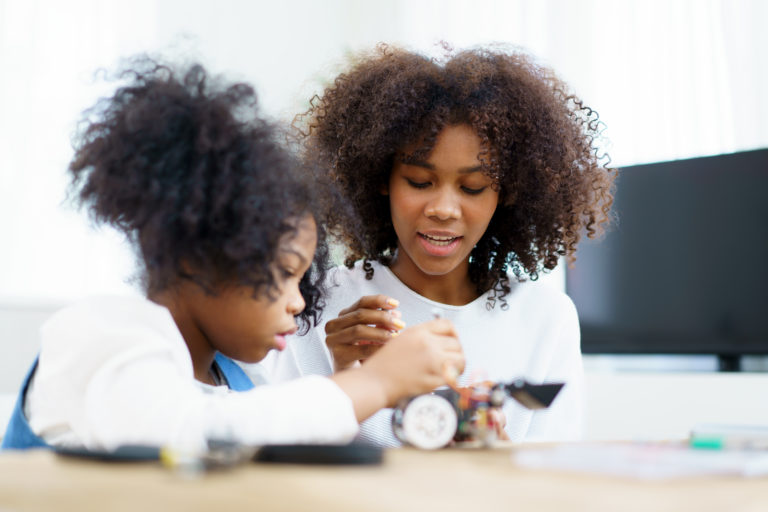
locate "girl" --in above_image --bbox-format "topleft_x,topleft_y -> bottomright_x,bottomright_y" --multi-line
1,57 -> 464,452
263,45 -> 616,445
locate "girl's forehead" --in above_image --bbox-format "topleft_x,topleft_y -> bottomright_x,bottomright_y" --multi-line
399,123 -> 482,156
278,215 -> 317,255
398,125 -> 495,171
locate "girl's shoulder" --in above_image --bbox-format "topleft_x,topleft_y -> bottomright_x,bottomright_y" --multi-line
509,276 -> 573,303
45,295 -> 170,329
40,295 -> 185,355
502,277 -> 578,324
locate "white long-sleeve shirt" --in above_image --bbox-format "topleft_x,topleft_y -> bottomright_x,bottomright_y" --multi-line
254,261 -> 584,446
24,296 -> 358,452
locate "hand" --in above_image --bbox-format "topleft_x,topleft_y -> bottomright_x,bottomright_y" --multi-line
488,408 -> 510,441
361,318 -> 466,408
325,295 -> 406,371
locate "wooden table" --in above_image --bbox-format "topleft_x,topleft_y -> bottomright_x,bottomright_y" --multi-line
1,444 -> 766,511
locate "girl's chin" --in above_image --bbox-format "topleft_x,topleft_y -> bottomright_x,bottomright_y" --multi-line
397,253 -> 467,278
240,349 -> 270,364
405,262 -> 464,281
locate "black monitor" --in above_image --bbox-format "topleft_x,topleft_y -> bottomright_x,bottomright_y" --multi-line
566,148 -> 768,365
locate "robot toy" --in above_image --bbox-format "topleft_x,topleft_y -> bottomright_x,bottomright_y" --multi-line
392,378 -> 564,450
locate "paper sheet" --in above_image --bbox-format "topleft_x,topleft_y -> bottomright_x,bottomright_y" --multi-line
514,442 -> 768,479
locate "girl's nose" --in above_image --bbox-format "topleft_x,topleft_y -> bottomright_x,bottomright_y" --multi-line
424,189 -> 461,220
287,286 -> 306,316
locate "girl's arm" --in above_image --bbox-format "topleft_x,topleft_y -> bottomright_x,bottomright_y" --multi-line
29,298 -> 463,451
331,318 -> 465,422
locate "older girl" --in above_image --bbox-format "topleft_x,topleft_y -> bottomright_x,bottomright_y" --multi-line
264,45 -> 615,446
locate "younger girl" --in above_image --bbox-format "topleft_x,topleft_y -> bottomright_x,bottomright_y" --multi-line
1,57 -> 464,452
264,45 -> 616,445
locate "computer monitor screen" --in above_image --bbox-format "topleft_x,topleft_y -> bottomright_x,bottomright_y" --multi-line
566,148 -> 768,355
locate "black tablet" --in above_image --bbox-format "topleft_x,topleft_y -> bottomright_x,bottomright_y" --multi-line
254,443 -> 383,465
54,444 -> 161,462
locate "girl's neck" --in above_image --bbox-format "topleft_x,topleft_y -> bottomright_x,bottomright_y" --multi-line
149,287 -> 218,385
388,253 -> 479,306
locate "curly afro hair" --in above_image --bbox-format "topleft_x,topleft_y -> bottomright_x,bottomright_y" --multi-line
69,56 -> 340,331
297,44 -> 616,305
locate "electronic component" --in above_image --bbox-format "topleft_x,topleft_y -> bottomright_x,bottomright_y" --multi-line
392,379 -> 564,449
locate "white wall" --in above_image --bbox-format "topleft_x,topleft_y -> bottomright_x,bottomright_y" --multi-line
0,301 -> 62,430
0,0 -> 768,300
583,371 -> 768,440
0,302 -> 60,392
3,0 -> 768,305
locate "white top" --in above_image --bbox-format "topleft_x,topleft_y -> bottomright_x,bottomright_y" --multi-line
255,261 -> 584,446
25,296 -> 358,452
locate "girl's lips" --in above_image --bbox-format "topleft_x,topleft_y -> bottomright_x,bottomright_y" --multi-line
274,328 -> 297,351
274,335 -> 287,351
417,232 -> 462,256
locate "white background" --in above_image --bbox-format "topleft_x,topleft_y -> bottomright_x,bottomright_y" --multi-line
2,0 -> 767,303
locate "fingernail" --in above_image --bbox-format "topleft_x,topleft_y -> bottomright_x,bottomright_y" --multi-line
387,298 -> 400,307
443,363 -> 459,383
390,310 -> 402,318
392,318 -> 406,330
390,331 -> 400,337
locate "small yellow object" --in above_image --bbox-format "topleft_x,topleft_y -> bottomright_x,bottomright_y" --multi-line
159,446 -> 176,468
476,408 -> 488,428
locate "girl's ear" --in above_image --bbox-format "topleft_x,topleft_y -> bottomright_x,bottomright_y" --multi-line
380,182 -> 389,196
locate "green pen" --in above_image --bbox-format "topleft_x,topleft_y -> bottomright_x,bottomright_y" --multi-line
689,437 -> 725,450
690,424 -> 768,451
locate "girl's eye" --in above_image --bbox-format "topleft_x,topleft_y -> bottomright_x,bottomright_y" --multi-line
406,178 -> 430,189
281,268 -> 296,279
461,186 -> 486,195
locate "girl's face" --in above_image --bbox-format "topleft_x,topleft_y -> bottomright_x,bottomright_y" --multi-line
173,215 -> 317,366
387,124 -> 499,288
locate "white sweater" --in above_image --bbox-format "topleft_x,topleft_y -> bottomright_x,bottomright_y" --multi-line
25,296 -> 358,451
256,261 -> 584,446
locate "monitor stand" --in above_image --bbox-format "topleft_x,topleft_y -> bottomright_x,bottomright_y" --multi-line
717,354 -> 742,372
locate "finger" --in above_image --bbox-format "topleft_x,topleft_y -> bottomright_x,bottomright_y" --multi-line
355,343 -> 385,360
443,351 -> 466,375
337,295 -> 399,316
326,324 -> 396,346
421,318 -> 459,337
428,333 -> 463,353
490,410 -> 510,439
335,342 -> 384,363
442,360 -> 460,385
327,308 -> 405,334
492,408 -> 507,428
332,349 -> 369,371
